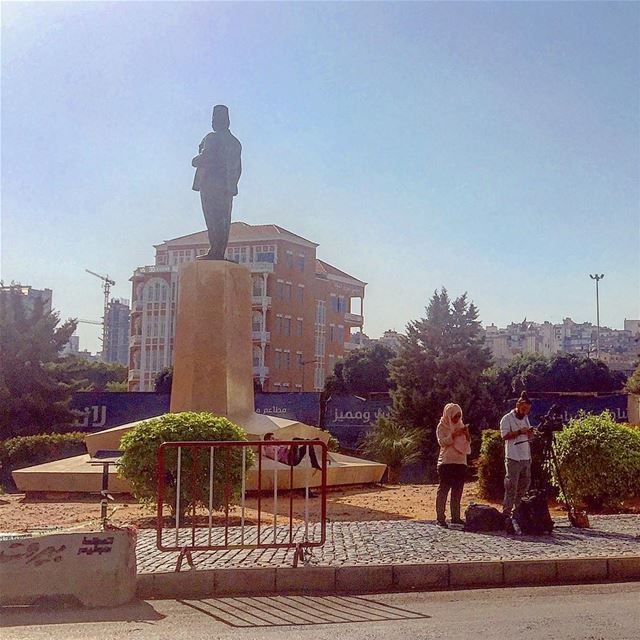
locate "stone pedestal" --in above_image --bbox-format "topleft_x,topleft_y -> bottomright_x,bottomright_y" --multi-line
170,260 -> 254,420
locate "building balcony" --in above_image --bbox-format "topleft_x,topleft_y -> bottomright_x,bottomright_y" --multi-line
253,365 -> 269,378
251,295 -> 272,308
252,330 -> 271,343
344,312 -> 364,326
249,261 -> 274,274
130,334 -> 142,348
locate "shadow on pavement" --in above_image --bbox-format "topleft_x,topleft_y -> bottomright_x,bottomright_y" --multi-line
177,594 -> 430,627
0,599 -> 165,628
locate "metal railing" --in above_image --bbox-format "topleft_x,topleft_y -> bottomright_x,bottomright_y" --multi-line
156,440 -> 328,571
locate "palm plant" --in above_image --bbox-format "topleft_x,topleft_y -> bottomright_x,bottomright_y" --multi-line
360,416 -> 423,484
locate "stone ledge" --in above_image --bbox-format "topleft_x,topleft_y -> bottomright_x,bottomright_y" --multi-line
138,555 -> 640,599
276,566 -> 336,594
449,561 -> 503,587
607,556 -> 640,580
503,559 -> 557,585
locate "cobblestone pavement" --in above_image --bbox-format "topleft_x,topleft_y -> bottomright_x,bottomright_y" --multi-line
136,515 -> 640,573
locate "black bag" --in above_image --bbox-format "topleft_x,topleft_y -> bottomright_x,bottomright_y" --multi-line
513,491 -> 554,535
464,504 -> 504,532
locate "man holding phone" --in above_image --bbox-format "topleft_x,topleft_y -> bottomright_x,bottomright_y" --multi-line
500,392 -> 534,521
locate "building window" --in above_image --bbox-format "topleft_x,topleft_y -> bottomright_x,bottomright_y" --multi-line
255,245 -> 275,263
282,317 -> 291,337
283,351 -> 291,369
295,319 -> 303,337
298,255 -> 305,272
284,283 -> 292,301
337,296 -> 346,313
286,251 -> 293,268
226,246 -> 248,263
315,334 -> 326,358
296,352 -> 304,369
252,278 -> 265,297
275,314 -> 282,335
297,285 -> 304,303
276,281 -> 284,299
315,300 -> 326,326
314,366 -> 325,390
275,350 -> 282,369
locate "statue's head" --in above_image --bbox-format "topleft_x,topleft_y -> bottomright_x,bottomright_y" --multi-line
212,105 -> 230,131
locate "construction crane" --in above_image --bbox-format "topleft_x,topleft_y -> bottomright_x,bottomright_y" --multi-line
85,269 -> 115,358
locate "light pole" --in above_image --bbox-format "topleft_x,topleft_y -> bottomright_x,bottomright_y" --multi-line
589,273 -> 604,359
301,359 -> 317,391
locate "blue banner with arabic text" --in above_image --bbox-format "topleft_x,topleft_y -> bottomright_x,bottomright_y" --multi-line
324,395 -> 393,449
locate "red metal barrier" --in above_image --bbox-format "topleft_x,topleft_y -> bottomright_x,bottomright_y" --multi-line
156,440 -> 328,570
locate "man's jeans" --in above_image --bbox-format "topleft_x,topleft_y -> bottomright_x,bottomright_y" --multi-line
503,458 -> 531,516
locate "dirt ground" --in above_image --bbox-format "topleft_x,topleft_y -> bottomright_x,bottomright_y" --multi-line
0,482 -> 571,534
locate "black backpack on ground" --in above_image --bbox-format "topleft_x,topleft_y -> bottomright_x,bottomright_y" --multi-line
464,503 -> 504,532
513,490 -> 554,535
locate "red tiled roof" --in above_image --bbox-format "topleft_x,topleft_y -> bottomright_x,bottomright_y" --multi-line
315,259 -> 366,286
157,222 -> 318,248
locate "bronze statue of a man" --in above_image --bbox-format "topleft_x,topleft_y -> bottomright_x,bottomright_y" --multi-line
192,105 -> 242,260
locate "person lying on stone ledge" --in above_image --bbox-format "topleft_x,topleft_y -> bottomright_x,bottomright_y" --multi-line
262,432 -> 323,470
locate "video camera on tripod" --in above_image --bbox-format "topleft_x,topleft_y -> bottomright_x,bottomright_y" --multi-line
536,404 -> 565,437
529,403 -> 589,528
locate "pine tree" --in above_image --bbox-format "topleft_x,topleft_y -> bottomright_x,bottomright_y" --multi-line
389,288 -> 494,472
0,286 -> 77,438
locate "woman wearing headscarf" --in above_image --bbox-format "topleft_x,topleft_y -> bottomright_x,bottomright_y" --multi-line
435,403 -> 471,527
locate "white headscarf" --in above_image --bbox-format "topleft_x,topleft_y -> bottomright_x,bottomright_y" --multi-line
438,403 -> 471,455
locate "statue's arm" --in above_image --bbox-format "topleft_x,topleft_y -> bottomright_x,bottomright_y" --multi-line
228,142 -> 242,195
191,136 -> 209,167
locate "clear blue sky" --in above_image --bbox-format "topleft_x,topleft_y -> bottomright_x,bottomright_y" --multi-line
2,2 -> 639,353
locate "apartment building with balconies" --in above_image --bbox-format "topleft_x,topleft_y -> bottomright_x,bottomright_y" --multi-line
128,222 -> 366,392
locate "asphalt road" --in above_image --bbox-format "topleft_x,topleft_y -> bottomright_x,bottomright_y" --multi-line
2,582 -> 639,640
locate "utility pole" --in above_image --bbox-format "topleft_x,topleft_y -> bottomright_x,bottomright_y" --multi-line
86,269 -> 116,359
589,273 -> 604,359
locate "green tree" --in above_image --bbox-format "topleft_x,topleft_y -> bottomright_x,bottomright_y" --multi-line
51,355 -> 128,391
154,366 -> 173,393
624,362 -> 640,395
324,343 -> 395,396
488,352 -> 625,403
389,289 -> 494,469
0,286 -> 77,438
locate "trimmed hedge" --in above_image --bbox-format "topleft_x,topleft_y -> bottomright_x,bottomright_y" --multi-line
0,432 -> 87,487
118,412 -> 255,516
477,430 -> 504,500
553,412 -> 640,510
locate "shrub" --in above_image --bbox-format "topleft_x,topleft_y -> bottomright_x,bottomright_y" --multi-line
552,411 -> 640,510
477,430 -> 504,500
118,412 -> 255,516
0,432 -> 87,487
359,416 -> 422,484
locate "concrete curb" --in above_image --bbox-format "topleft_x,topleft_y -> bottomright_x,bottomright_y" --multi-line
136,555 -> 640,600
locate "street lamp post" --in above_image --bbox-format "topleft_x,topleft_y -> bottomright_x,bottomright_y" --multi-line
589,273 -> 605,359
301,359 -> 317,391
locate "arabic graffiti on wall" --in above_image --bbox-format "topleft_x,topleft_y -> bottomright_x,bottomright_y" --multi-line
78,536 -> 114,556
0,541 -> 67,567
